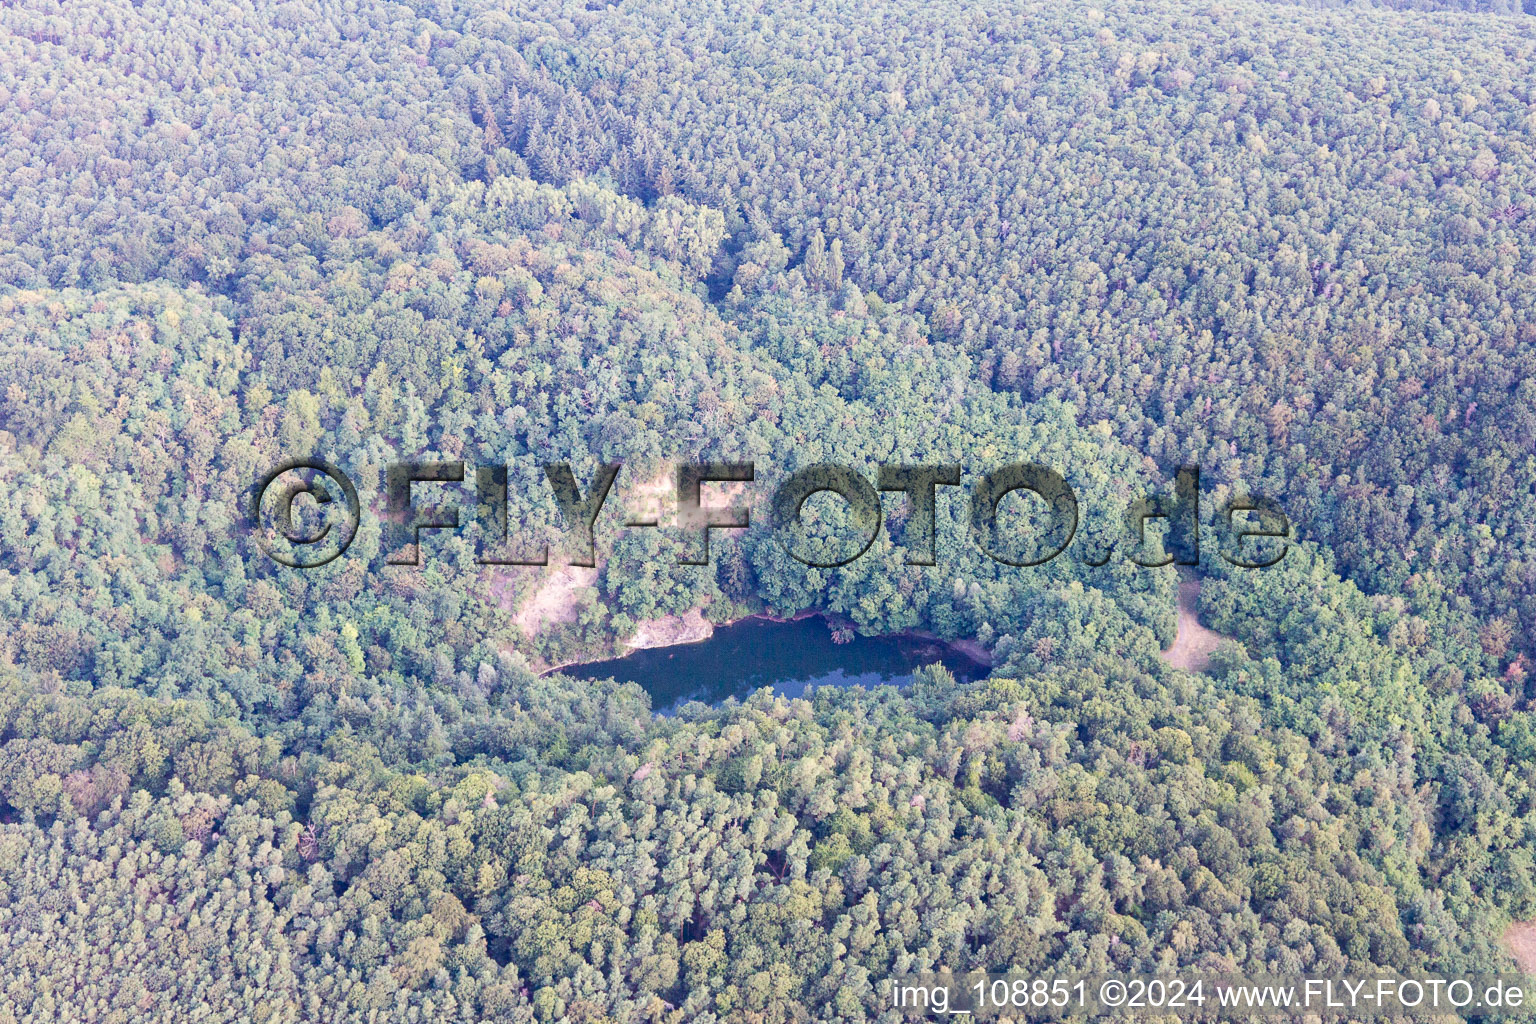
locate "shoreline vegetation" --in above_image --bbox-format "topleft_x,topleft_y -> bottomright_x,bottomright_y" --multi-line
537,606 -> 994,682
545,570 -> 1222,691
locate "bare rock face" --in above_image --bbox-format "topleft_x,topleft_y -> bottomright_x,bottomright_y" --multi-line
625,607 -> 714,650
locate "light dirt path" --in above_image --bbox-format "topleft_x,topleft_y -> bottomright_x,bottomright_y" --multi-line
1161,579 -> 1230,672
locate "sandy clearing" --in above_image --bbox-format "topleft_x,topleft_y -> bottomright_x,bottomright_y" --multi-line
513,564 -> 600,637
1506,922 -> 1536,975
1161,579 -> 1231,672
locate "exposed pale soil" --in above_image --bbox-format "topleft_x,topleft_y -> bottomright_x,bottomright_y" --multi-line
511,564 -> 600,637
625,607 -> 715,649
1161,579 -> 1231,672
1506,921 -> 1536,975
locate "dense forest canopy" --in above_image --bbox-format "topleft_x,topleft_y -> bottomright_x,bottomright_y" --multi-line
2,0 -> 1536,1021
450,0 -> 1536,648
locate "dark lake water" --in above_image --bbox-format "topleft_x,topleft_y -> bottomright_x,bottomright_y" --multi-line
563,616 -> 988,713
